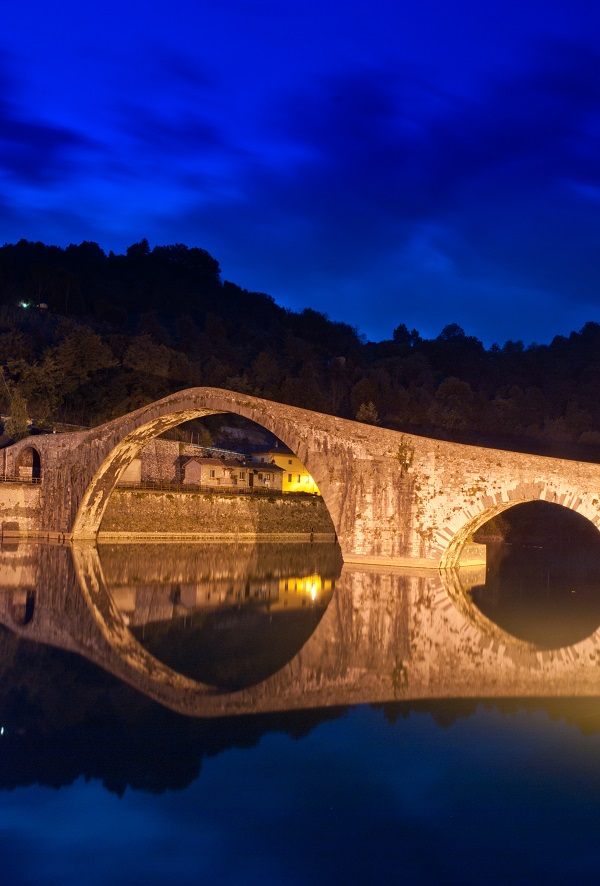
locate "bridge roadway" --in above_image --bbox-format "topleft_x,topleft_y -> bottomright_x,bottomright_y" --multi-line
2,543 -> 600,717
5,386 -> 600,567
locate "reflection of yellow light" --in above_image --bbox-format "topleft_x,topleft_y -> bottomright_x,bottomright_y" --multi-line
278,573 -> 332,604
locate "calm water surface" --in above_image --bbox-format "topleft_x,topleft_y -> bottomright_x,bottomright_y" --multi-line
2,539 -> 600,884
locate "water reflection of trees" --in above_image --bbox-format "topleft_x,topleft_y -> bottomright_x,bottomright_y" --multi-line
0,630 -> 348,795
2,636 -> 600,799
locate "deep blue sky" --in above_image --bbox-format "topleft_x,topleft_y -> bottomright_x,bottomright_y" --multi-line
1,1 -> 599,345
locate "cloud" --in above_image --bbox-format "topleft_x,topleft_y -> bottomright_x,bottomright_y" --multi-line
0,117 -> 89,185
0,32 -> 598,345
171,40 -> 600,341
0,53 -> 92,186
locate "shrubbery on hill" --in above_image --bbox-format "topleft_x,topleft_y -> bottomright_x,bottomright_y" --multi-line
2,238 -> 600,461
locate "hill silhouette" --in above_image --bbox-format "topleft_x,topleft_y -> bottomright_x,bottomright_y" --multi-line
2,238 -> 600,463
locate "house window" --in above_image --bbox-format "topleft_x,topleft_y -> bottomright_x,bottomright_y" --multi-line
240,471 -> 245,480
288,459 -> 293,465
210,469 -> 215,478
288,473 -> 292,483
297,474 -> 301,482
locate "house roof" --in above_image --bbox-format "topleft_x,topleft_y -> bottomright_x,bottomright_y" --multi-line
182,456 -> 244,468
182,455 -> 285,473
251,462 -> 285,473
253,447 -> 295,457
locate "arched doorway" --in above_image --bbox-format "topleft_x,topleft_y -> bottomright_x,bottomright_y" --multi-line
16,446 -> 41,481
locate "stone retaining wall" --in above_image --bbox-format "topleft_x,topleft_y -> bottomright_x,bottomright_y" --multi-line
100,490 -> 335,537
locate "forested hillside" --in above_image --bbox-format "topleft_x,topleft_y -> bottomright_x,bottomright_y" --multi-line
2,238 -> 600,461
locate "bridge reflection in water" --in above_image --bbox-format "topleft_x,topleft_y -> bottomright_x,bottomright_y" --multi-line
102,542 -> 340,690
2,539 -> 600,717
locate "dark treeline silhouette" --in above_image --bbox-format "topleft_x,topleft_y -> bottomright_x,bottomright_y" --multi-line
0,625 -> 348,795
2,237 -> 600,461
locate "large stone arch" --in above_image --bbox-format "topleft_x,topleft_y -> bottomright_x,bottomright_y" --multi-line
71,388 -> 338,540
438,481 -> 600,569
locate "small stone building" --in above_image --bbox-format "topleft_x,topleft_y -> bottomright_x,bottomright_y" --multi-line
182,456 -> 284,492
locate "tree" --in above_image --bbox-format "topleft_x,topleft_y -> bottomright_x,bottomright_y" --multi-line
126,238 -> 151,257
249,350 -> 282,397
393,324 -> 420,348
437,323 -> 465,341
350,378 -> 378,417
428,377 -> 475,432
355,401 -> 380,424
5,388 -> 29,440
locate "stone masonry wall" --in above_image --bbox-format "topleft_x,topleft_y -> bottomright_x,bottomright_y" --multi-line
0,484 -> 41,536
100,489 -> 335,537
139,438 -> 180,482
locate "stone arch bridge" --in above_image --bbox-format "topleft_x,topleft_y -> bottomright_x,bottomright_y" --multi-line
6,386 -> 600,568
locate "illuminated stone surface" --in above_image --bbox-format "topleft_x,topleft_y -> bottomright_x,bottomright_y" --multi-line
4,387 -> 600,566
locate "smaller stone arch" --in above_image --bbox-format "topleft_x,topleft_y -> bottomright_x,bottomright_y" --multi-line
16,446 -> 41,482
438,483 -> 600,569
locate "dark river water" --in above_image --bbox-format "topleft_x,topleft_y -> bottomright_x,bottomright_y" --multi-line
2,538 -> 600,884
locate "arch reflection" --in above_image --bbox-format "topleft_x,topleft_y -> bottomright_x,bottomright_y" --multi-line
99,542 -> 341,689
10,588 -> 35,626
449,501 -> 600,649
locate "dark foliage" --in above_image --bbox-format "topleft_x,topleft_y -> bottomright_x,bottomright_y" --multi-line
1,238 -> 600,461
